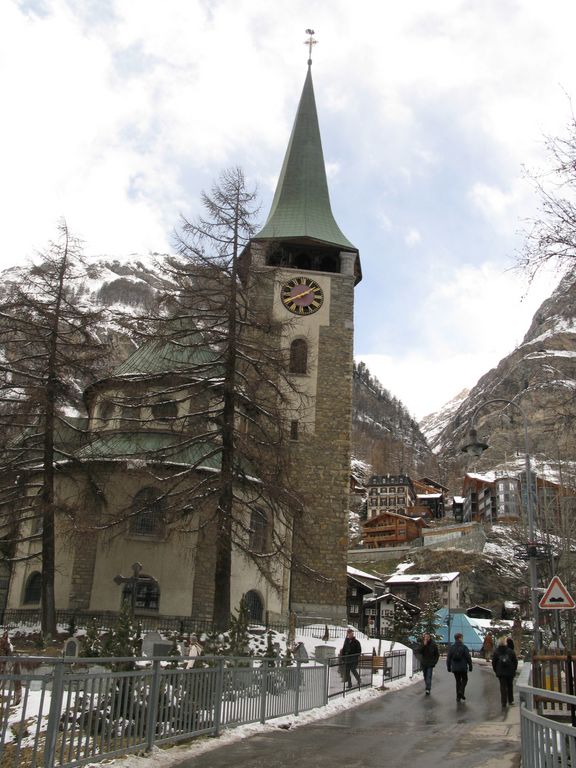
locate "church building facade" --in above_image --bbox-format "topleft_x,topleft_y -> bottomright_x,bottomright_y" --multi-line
5,58 -> 360,628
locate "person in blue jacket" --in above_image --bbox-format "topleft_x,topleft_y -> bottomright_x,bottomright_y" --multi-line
446,632 -> 473,702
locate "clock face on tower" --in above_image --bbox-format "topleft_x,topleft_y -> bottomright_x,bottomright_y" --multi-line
280,276 -> 324,315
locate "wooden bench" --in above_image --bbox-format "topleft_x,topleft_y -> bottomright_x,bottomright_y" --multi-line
359,655 -> 391,676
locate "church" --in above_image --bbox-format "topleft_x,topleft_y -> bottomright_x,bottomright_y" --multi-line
6,54 -> 361,629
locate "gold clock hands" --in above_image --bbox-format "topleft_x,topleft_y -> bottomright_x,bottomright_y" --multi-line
289,287 -> 315,301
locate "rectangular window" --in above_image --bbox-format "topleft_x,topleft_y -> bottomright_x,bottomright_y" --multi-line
290,420 -> 299,440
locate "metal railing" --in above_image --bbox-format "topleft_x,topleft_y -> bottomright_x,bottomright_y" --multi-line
326,653 -> 373,699
0,609 -> 352,639
518,662 -> 576,767
0,654 -> 329,768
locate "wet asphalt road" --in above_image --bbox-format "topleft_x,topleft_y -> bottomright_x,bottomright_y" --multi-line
174,661 -> 520,768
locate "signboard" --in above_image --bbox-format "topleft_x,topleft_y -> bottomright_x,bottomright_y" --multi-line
539,576 -> 576,610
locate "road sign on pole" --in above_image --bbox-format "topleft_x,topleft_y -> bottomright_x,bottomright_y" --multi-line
539,576 -> 576,610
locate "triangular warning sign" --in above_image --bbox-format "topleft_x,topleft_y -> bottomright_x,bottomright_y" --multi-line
539,576 -> 576,610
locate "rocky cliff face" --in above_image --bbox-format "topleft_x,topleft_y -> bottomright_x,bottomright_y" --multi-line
422,267 -> 576,483
352,362 -> 438,478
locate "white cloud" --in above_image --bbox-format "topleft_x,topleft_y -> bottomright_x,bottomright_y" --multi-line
404,228 -> 421,247
376,212 -> 393,232
468,181 -> 530,233
357,263 -> 559,420
3,0 -> 576,419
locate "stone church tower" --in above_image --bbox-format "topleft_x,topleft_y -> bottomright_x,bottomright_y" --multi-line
244,58 -> 362,622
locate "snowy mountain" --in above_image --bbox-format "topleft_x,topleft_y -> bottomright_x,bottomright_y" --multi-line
423,266 -> 576,483
352,362 -> 438,478
420,388 -> 470,449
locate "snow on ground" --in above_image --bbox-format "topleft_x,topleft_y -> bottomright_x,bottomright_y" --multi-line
392,561 -> 415,575
104,674 -> 418,768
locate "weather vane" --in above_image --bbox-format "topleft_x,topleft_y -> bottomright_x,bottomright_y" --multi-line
304,28 -> 317,65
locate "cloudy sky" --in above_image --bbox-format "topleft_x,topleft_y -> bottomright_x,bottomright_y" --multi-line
2,0 -> 575,419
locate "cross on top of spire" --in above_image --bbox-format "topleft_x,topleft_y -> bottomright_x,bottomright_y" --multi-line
304,28 -> 317,66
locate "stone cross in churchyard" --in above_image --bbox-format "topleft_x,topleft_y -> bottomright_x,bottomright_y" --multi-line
113,562 -> 158,611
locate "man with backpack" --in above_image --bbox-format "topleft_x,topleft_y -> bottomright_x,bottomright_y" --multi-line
491,636 -> 518,708
446,632 -> 473,702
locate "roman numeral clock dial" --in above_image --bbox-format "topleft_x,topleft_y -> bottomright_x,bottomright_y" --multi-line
280,277 -> 324,315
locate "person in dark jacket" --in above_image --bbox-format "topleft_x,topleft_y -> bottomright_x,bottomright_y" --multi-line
446,632 -> 473,702
416,632 -> 440,694
492,636 -> 518,708
341,628 -> 362,688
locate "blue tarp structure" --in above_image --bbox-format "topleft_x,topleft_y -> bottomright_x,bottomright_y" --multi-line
436,609 -> 485,650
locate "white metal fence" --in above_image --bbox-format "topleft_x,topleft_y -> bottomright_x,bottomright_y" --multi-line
518,662 -> 576,767
0,655 -> 330,768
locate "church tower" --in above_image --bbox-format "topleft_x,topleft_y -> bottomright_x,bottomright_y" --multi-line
245,42 -> 361,622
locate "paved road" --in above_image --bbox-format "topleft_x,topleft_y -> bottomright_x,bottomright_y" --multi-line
174,660 -> 521,768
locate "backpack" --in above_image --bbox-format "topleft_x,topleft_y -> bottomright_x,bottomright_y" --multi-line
451,645 -> 464,662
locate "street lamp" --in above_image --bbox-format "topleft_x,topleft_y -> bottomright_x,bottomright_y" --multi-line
461,398 -> 541,652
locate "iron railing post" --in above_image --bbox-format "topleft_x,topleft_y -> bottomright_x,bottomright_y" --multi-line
213,658 -> 224,736
44,660 -> 65,768
145,660 -> 161,752
260,664 -> 268,724
294,661 -> 301,715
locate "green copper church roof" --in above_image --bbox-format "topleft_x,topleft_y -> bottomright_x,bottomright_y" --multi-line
113,336 -> 221,378
76,432 -> 223,470
254,65 -> 356,251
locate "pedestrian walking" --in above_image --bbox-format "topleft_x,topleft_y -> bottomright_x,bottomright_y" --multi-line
416,632 -> 439,694
492,636 -> 518,708
340,628 -> 361,689
446,632 -> 473,702
482,631 -> 494,662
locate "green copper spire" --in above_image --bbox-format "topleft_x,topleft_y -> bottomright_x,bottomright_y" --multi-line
254,64 -> 356,251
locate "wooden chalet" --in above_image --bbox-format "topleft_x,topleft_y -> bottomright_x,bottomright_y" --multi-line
363,510 -> 426,549
467,604 -> 493,620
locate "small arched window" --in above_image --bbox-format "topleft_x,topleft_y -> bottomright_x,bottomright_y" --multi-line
121,404 -> 141,422
245,590 -> 264,623
130,488 -> 164,537
249,509 -> 269,553
99,400 -> 114,420
23,571 -> 42,605
289,339 -> 308,374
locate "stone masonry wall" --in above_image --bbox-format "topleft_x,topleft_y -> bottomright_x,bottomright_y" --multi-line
289,272 -> 355,620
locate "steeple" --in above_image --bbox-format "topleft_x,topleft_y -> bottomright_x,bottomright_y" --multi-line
254,63 -> 357,253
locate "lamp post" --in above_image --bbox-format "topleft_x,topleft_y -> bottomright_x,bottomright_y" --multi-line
461,398 -> 541,652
